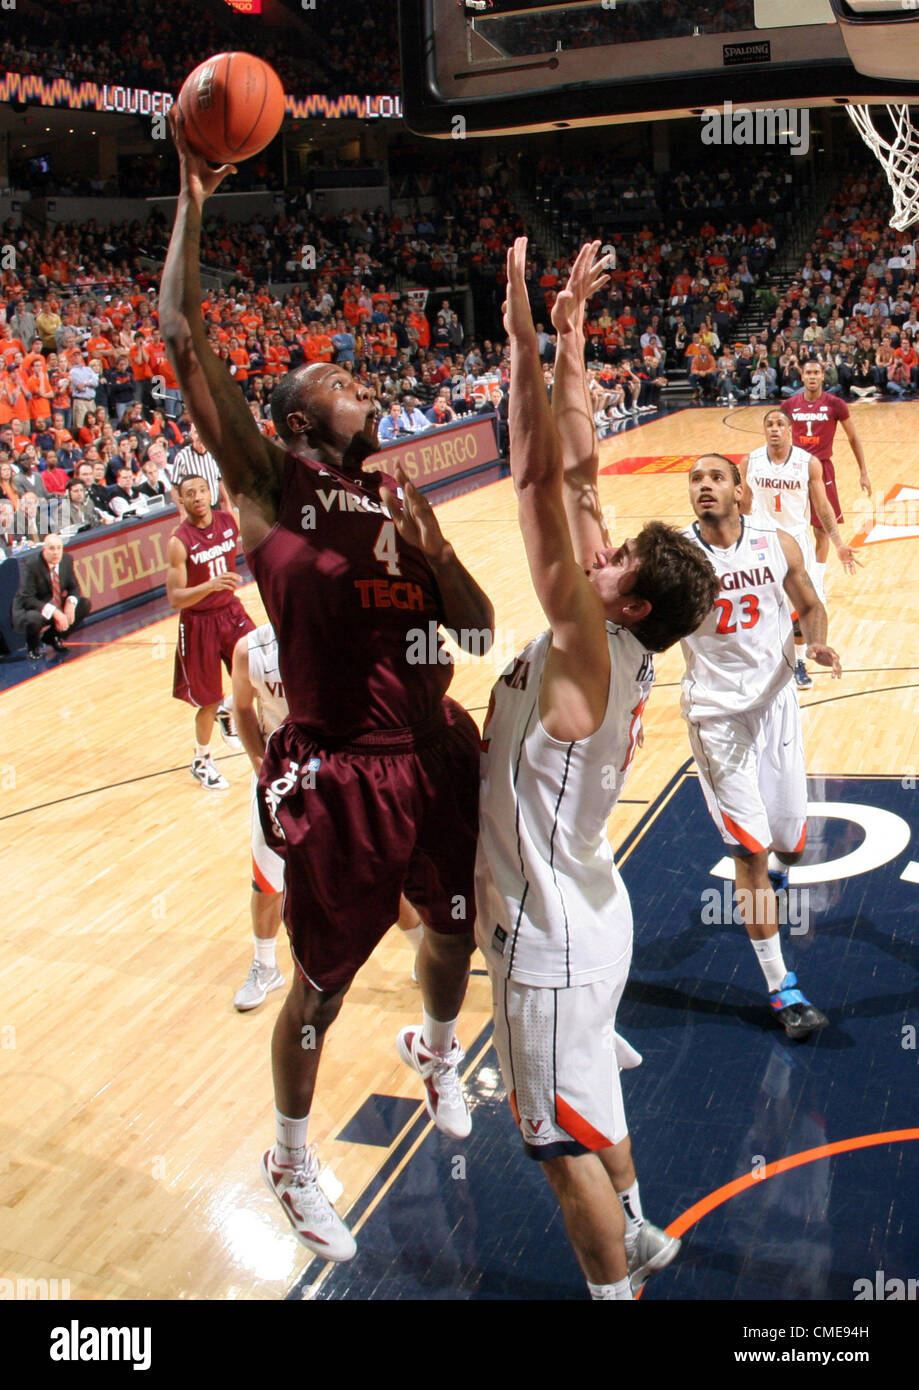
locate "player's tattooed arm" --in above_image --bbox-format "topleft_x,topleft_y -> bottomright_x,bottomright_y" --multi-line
160,107 -> 282,531
552,241 -> 612,565
808,456 -> 860,574
779,529 -> 842,678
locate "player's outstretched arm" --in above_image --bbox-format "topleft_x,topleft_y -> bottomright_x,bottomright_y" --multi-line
551,240 -> 611,567
840,414 -> 871,497
231,636 -> 267,774
505,238 -> 610,735
808,455 -> 860,573
159,108 -> 281,525
779,529 -> 841,678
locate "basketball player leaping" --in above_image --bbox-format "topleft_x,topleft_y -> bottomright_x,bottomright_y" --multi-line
781,360 -> 870,685
166,473 -> 255,790
740,409 -> 860,690
681,455 -> 842,1040
162,110 -> 493,1263
476,239 -> 719,1300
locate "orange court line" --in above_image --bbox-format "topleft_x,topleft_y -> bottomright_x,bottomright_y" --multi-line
666,1127 -> 919,1241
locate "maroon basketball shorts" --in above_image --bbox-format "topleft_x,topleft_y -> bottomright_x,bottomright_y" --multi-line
173,598 -> 255,708
257,697 -> 480,994
810,457 -> 843,529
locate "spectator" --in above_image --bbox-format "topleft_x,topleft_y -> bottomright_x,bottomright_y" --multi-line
40,450 -> 70,495
57,478 -> 101,533
69,353 -> 100,429
11,532 -> 92,659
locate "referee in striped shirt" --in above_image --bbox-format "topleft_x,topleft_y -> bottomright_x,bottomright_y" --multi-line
170,423 -> 233,513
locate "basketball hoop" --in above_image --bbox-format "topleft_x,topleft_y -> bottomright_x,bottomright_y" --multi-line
845,102 -> 919,231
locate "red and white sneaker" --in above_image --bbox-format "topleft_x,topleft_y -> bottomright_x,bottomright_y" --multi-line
397,1026 -> 471,1139
261,1145 -> 356,1262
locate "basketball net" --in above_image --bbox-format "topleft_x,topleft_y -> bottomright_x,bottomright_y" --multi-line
846,102 -> 919,231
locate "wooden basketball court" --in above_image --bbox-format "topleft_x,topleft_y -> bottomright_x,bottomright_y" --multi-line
2,402 -> 918,1300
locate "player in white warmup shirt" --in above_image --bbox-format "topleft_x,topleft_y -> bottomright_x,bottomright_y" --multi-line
477,240 -> 719,1301
231,623 -> 290,1011
740,409 -> 859,689
681,455 -> 843,1039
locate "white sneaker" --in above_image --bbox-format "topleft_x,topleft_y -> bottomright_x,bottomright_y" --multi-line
262,1145 -> 356,1261
627,1222 -> 681,1294
397,1026 -> 471,1138
234,960 -> 285,1011
191,755 -> 228,790
216,704 -> 243,751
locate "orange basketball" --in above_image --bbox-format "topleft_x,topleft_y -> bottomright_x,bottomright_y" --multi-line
177,52 -> 285,164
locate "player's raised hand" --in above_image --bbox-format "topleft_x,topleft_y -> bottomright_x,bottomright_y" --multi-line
836,543 -> 862,574
169,107 -> 237,207
551,240 -> 611,335
806,643 -> 842,678
503,237 -> 535,341
379,465 -> 448,562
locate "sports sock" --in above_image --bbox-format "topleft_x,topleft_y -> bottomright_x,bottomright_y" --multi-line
254,934 -> 277,968
752,932 -> 787,993
588,1277 -> 633,1301
402,924 -> 424,951
194,743 -> 210,760
422,1008 -> 456,1055
274,1108 -> 308,1167
795,643 -> 807,664
618,1180 -> 645,1248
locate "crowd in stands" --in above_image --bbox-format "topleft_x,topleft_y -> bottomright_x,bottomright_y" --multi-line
4,0 -> 399,100
4,130 -> 915,562
478,0 -> 754,57
679,166 -> 919,405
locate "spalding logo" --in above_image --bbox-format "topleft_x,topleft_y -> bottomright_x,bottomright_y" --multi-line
197,64 -> 216,110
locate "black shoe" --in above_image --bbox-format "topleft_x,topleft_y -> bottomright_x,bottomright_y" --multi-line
769,973 -> 828,1040
45,632 -> 66,653
27,643 -> 42,661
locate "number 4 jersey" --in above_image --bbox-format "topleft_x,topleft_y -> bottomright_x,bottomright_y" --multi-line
247,452 -> 452,737
680,515 -> 794,719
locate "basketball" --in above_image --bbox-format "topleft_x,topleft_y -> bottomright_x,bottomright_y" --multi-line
176,52 -> 285,164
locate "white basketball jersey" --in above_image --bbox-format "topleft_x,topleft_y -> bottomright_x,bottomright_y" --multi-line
475,624 -> 654,989
247,624 -> 288,736
746,443 -> 812,533
681,516 -> 795,719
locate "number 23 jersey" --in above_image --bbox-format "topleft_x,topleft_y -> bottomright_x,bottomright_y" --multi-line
680,515 -> 795,719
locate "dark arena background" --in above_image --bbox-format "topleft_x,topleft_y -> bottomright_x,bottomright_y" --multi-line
1,0 -> 918,1364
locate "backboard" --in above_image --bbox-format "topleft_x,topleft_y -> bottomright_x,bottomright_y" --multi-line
398,0 -> 919,138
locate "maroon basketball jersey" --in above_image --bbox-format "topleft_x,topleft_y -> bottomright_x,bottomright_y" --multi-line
174,509 -> 241,612
247,453 -> 452,736
781,390 -> 848,462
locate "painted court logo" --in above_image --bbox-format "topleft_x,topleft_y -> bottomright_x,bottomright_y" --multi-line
701,100 -> 809,156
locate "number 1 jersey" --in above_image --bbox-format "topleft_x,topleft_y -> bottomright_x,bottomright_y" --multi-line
247,452 -> 452,737
680,515 -> 794,719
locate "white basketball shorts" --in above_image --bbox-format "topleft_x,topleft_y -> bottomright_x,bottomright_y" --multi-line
688,681 -> 808,857
488,947 -> 642,1161
250,772 -> 284,894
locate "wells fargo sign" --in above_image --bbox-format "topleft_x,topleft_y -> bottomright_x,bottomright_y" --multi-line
368,414 -> 500,490
70,510 -> 177,607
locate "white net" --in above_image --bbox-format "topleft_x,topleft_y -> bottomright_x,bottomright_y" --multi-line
846,102 -> 919,232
